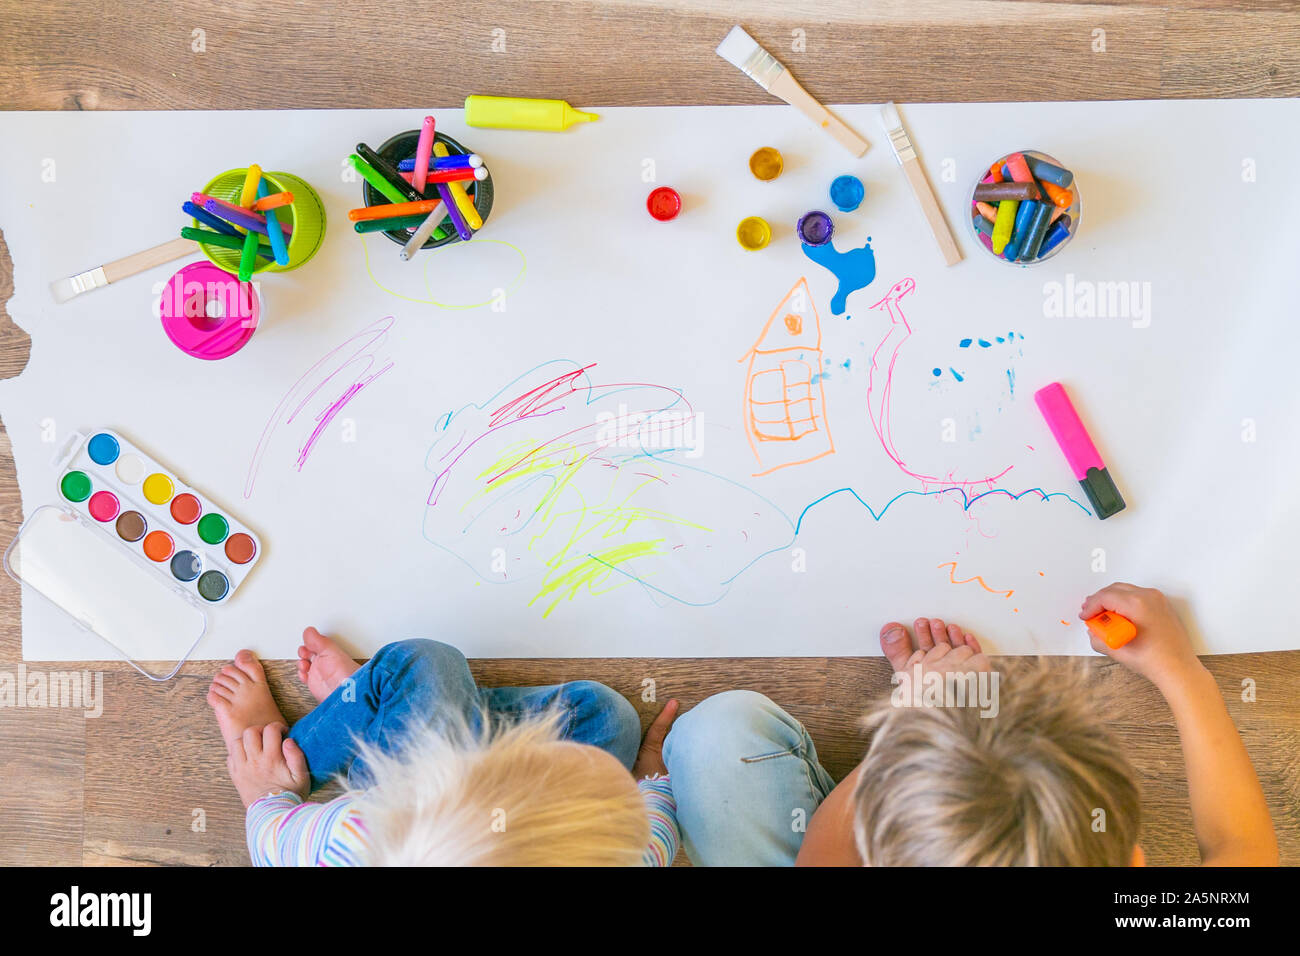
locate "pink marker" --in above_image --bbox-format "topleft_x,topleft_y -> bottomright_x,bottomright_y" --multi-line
1033,382 -> 1126,519
412,115 -> 435,194
192,193 -> 293,237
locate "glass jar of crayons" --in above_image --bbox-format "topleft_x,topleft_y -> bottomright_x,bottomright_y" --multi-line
970,150 -> 1080,265
351,128 -> 493,254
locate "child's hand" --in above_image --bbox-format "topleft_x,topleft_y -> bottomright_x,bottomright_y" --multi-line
227,722 -> 310,808
631,699 -> 679,780
1079,582 -> 1203,689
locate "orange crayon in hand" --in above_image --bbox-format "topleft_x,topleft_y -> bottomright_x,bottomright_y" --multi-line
1086,610 -> 1137,649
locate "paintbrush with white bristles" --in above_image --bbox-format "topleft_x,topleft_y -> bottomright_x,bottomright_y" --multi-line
50,237 -> 197,304
715,25 -> 869,157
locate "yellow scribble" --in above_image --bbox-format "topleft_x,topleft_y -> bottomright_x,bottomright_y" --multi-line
361,235 -> 527,309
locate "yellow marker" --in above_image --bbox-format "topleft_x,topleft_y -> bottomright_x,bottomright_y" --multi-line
465,95 -> 597,132
239,164 -> 262,208
434,143 -> 484,230
142,472 -> 174,505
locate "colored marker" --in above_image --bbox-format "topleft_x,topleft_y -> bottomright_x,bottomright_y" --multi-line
205,200 -> 274,236
399,166 -> 485,184
356,142 -> 428,203
195,193 -> 292,236
1033,382 -> 1126,519
434,141 -> 484,231
348,198 -> 444,222
435,181 -> 473,240
412,115 -> 435,193
399,202 -> 448,260
251,191 -> 294,211
239,164 -> 262,210
257,178 -> 290,266
464,94 -> 597,131
183,201 -> 241,237
353,213 -> 434,233
237,229 -> 260,281
180,226 -> 273,258
397,153 -> 483,172
1085,610 -> 1137,649
348,153 -> 407,205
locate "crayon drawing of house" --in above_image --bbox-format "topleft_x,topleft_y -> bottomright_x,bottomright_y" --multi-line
740,277 -> 835,477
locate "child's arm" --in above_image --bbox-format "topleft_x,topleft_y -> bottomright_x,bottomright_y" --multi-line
1081,583 -> 1279,866
633,700 -> 681,866
246,791 -> 368,867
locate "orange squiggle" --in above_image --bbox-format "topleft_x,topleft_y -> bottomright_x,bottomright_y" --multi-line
937,561 -> 1014,599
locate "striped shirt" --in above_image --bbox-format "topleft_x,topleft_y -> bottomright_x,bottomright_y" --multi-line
247,774 -> 681,866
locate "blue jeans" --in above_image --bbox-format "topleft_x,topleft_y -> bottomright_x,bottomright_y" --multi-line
289,639 -> 641,791
663,690 -> 836,866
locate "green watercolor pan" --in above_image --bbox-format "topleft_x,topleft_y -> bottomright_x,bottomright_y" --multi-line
4,428 -> 263,681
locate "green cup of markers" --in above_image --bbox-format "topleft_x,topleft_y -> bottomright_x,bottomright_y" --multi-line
196,169 -> 328,275
361,131 -> 494,250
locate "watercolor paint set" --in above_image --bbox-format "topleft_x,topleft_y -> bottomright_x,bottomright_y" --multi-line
4,428 -> 261,680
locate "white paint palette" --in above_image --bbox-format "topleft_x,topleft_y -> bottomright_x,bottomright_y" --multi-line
56,429 -> 262,604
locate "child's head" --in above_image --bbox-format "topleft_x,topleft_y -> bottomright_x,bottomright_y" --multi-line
354,712 -> 648,866
853,663 -> 1141,866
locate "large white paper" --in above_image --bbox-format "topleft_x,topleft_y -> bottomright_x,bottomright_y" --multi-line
1,101 -> 1296,661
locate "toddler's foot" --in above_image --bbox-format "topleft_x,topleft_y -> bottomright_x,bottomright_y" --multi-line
879,617 -> 991,674
297,626 -> 361,702
207,650 -> 289,749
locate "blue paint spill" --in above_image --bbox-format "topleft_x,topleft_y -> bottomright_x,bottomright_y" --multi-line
1006,367 -> 1016,396
959,338 -> 972,348
978,339 -> 991,348
949,367 -> 964,382
841,358 -> 851,371
996,336 -> 1005,343
932,367 -> 942,376
801,238 -> 877,315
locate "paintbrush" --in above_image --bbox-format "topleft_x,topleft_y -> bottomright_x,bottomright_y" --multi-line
715,24 -> 868,157
50,237 -> 198,303
879,102 -> 962,266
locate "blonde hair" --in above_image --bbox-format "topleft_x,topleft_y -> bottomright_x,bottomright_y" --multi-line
351,712 -> 649,866
853,662 -> 1140,866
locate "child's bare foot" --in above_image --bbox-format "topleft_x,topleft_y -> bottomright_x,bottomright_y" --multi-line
297,626 -> 360,702
207,650 -> 288,749
879,617 -> 991,674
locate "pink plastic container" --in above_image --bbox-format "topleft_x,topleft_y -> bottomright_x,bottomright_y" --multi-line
159,262 -> 260,360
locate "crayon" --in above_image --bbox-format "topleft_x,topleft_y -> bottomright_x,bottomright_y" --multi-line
1036,217 -> 1072,258
1027,156 -> 1074,188
413,116 -> 436,193
397,153 -> 482,171
348,198 -> 443,222
988,161 -> 1004,183
974,181 -> 1042,203
975,201 -> 999,223
1017,201 -> 1055,261
251,191 -> 294,211
1041,181 -> 1074,208
971,212 -> 995,239
356,142 -> 428,203
1033,382 -> 1126,519
180,226 -> 273,258
435,141 -> 484,231
436,181 -> 474,240
1004,152 -> 1033,183
257,179 -> 291,266
991,199 -> 1017,255
238,229 -> 260,281
1008,199 -> 1039,256
183,201 -> 241,237
1085,610 -> 1137,649
348,154 -> 408,205
399,166 -> 485,185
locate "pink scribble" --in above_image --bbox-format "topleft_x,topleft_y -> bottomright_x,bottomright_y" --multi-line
244,317 -> 395,497
866,278 -> 1012,488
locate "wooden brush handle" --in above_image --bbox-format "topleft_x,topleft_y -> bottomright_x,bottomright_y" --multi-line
769,72 -> 869,157
902,160 -> 963,266
102,237 -> 199,283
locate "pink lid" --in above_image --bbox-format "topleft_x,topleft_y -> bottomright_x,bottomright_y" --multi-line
159,262 -> 259,361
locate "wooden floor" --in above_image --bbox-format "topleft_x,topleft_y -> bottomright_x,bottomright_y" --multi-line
1,0 -> 1297,866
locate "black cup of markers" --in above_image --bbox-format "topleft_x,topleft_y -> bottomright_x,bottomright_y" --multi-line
362,131 -> 494,250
